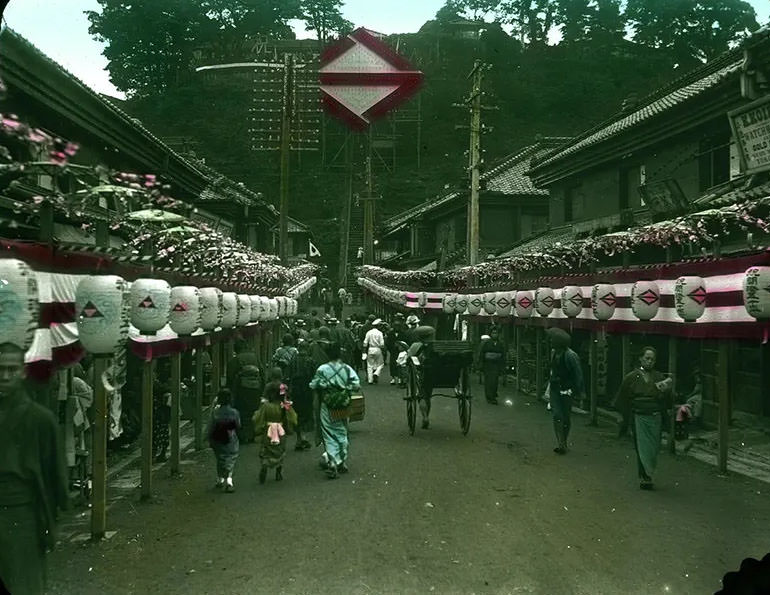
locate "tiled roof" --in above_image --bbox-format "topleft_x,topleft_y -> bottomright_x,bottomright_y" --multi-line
497,225 -> 575,257
531,59 -> 743,173
381,138 -> 569,235
694,177 -> 770,208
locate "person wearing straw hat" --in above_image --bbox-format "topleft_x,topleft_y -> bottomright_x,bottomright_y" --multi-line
546,327 -> 584,455
363,319 -> 386,384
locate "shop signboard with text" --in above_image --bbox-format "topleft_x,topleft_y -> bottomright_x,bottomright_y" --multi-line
729,94 -> 770,175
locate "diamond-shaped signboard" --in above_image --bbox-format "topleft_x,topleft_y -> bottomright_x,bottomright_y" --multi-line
320,28 -> 423,130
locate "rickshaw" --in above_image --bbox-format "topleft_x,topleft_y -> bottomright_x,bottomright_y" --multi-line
404,340 -> 474,436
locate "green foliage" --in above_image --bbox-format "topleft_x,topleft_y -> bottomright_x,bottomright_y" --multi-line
625,0 -> 759,62
299,0 -> 354,43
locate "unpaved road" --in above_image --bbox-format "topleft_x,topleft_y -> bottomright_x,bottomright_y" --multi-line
47,374 -> 770,594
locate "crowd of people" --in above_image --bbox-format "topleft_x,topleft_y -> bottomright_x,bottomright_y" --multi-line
0,300 -> 704,594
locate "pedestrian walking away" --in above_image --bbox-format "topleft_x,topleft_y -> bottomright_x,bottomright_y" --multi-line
615,346 -> 673,490
478,327 -> 506,404
271,334 -> 298,380
309,342 -> 361,479
253,378 -> 298,484
288,341 -> 316,451
228,341 -> 263,444
207,388 -> 241,493
546,327 -> 584,455
363,319 -> 386,384
0,342 -> 69,595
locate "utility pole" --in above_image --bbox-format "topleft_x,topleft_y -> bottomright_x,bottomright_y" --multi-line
279,53 -> 294,265
455,61 -> 494,266
363,129 -> 376,265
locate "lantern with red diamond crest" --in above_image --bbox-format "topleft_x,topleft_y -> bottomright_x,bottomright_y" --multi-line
515,290 -> 534,319
592,284 -> 616,321
631,280 -> 661,321
674,276 -> 706,322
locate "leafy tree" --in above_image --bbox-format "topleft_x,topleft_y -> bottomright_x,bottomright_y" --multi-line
556,0 -> 625,45
299,0 -> 353,44
435,1 -> 465,23
498,0 -> 559,46
625,0 -> 758,62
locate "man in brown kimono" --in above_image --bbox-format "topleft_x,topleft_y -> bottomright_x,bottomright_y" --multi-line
0,343 -> 69,594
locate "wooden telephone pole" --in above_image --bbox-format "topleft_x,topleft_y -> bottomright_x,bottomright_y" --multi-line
456,61 -> 494,266
363,129 -> 376,265
279,53 -> 295,265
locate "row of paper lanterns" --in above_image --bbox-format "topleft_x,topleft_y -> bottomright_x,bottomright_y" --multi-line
360,267 -> 770,323
286,276 -> 317,299
0,259 -> 300,356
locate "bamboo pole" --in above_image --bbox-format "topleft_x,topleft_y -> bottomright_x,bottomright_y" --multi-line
515,324 -> 521,393
717,340 -> 730,474
170,352 -> 181,476
90,356 -> 109,539
668,336 -> 677,454
535,326 -> 543,401
589,331 -> 598,426
140,360 -> 153,501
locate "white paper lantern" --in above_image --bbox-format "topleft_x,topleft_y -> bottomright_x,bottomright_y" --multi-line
75,275 -> 129,354
234,294 -> 250,327
631,280 -> 661,321
220,292 -> 238,328
591,284 -> 617,321
0,259 -> 39,351
249,296 -> 261,322
268,298 -> 279,320
535,287 -> 556,317
130,278 -> 171,335
398,292 -> 408,306
675,276 -> 707,322
199,287 -> 223,331
442,293 -> 456,314
560,286 -> 583,318
290,298 -> 298,317
467,294 -> 483,316
258,296 -> 270,321
416,291 -> 428,308
169,286 -> 201,336
495,291 -> 513,317
483,292 -> 497,315
514,290 -> 534,318
743,267 -> 770,318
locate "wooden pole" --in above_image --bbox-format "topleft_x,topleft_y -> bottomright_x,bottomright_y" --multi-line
140,360 -> 153,501
622,334 -> 632,377
589,330 -> 598,426
90,356 -> 109,539
278,53 -> 294,265
363,129 -> 375,265
170,352 -> 181,476
668,336 -> 677,454
468,60 -> 483,266
717,340 -> 730,474
212,342 -> 221,397
535,326 -> 543,401
195,348 -> 204,451
515,324 -> 521,393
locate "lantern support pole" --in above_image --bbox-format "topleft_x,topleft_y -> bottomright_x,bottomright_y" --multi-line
140,359 -> 153,502
622,334 -> 632,377
589,329 -> 598,426
535,326 -> 543,403
195,348 -> 204,451
90,356 -> 109,540
515,322 -> 521,394
212,341 -> 221,398
668,336 -> 677,454
717,340 -> 730,474
170,351 -> 181,476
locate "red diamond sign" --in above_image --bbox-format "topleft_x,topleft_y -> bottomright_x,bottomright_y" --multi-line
320,28 -> 423,130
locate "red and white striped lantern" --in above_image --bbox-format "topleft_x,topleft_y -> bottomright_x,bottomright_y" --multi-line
743,267 -> 770,318
495,291 -> 513,317
591,284 -> 616,321
75,275 -> 130,354
560,286 -> 583,318
535,287 -> 556,317
515,290 -> 534,318
199,288 -> 223,331
220,292 -> 238,328
631,280 -> 660,321
169,286 -> 201,336
130,279 -> 171,335
675,276 -> 706,322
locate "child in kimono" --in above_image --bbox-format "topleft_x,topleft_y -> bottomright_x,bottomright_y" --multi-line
253,378 -> 298,484
207,389 -> 241,493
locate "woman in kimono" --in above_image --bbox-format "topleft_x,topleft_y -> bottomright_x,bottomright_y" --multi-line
615,346 -> 673,490
288,340 -> 315,451
309,342 -> 361,479
253,379 -> 297,484
207,389 -> 241,493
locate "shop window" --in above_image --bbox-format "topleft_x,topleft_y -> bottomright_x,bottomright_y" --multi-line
698,137 -> 730,192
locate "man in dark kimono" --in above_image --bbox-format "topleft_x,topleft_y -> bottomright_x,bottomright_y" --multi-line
0,343 -> 69,594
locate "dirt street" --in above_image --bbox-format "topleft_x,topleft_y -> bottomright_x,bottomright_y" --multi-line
47,373 -> 770,595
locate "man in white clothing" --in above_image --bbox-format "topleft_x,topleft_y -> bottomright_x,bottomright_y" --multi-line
363,319 -> 386,384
